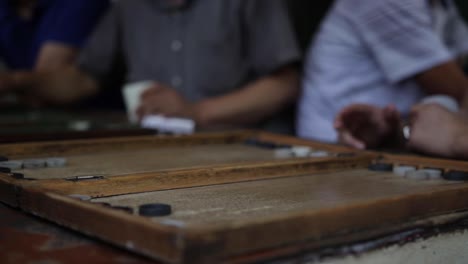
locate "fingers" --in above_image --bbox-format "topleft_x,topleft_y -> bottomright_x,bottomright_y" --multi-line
140,83 -> 166,99
338,129 -> 366,150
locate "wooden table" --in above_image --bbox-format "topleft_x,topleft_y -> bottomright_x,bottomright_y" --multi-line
1,131 -> 468,263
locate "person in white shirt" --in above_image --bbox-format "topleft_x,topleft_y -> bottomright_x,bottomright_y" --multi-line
297,0 -> 468,149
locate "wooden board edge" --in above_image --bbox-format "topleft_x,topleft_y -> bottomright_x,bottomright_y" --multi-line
183,184 -> 468,262
16,188 -> 187,264
256,132 -> 353,152
0,130 -> 258,158
0,174 -> 20,207
30,154 -> 374,197
380,153 -> 468,171
224,211 -> 468,264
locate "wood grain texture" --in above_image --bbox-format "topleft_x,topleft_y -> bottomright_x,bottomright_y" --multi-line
11,168 -> 468,263
2,132 -> 468,263
15,155 -> 373,198
17,189 -> 183,263
17,144 -> 278,180
0,131 -> 254,158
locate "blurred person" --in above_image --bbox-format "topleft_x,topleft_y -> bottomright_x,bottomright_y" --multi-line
297,0 -> 468,146
0,0 -> 109,103
3,0 -> 301,134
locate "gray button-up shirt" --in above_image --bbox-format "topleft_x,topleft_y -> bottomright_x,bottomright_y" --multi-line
79,0 -> 300,133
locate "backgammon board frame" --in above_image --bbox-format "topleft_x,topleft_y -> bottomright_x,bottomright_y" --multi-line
1,131 -> 468,263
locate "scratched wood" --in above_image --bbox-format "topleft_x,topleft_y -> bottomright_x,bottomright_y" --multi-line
13,155 -> 373,197
9,167 -> 468,263
2,132 -> 468,263
16,144 -> 277,180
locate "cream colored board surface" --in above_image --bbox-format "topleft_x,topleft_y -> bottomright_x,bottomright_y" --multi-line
94,169 -> 463,228
18,144 -> 278,180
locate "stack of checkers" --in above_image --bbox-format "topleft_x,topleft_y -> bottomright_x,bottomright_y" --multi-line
0,157 -> 67,170
0,157 -> 68,180
274,146 -> 332,159
368,163 -> 468,181
244,138 -> 332,159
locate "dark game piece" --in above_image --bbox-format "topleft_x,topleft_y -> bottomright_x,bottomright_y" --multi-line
10,173 -> 25,179
139,203 -> 172,217
368,163 -> 393,172
0,156 -> 8,162
443,171 -> 468,181
0,167 -> 12,173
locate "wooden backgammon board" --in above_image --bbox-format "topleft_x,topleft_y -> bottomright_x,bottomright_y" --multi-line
1,131 -> 468,263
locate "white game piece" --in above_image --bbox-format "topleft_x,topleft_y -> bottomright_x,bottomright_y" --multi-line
309,151 -> 330,158
393,165 -> 416,177
69,194 -> 92,201
405,170 -> 429,180
402,125 -> 411,140
68,120 -> 91,131
274,148 -> 294,159
122,81 -> 155,123
46,157 -> 67,168
0,160 -> 23,170
23,159 -> 46,169
141,115 -> 195,135
420,169 -> 443,180
421,95 -> 459,113
291,146 -> 312,158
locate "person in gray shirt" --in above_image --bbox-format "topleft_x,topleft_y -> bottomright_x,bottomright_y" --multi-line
4,0 -> 301,133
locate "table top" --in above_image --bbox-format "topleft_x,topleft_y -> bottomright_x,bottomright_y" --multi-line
0,203 -> 154,264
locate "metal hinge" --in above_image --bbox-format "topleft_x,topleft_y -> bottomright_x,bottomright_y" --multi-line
65,175 -> 106,182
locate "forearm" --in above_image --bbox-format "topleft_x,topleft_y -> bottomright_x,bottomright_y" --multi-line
194,67 -> 299,128
34,42 -> 78,71
13,66 -> 98,105
416,61 -> 468,110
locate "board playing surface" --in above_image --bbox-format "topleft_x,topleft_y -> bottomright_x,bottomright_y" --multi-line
17,144 -> 280,180
2,132 -> 468,263
93,169 -> 465,227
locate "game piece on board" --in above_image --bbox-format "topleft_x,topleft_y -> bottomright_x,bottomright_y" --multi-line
139,203 -> 172,217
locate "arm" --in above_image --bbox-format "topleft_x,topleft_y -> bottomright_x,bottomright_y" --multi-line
138,66 -> 299,129
9,42 -> 82,104
2,1 -> 115,105
195,66 -> 299,128
408,103 -> 468,159
415,61 -> 468,109
34,42 -> 78,71
11,66 -> 98,105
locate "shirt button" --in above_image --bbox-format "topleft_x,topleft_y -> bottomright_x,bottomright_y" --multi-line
171,40 -> 183,52
171,76 -> 183,87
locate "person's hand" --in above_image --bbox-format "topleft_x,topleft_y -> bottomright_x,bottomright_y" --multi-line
334,104 -> 401,149
136,83 -> 198,120
407,103 -> 467,158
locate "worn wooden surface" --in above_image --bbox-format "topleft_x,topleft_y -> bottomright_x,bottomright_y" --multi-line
6,165 -> 468,263
17,144 -> 278,180
6,155 -> 371,198
0,203 -> 153,264
2,132 -> 468,263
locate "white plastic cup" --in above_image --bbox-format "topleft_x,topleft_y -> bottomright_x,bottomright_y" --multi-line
122,81 -> 154,123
